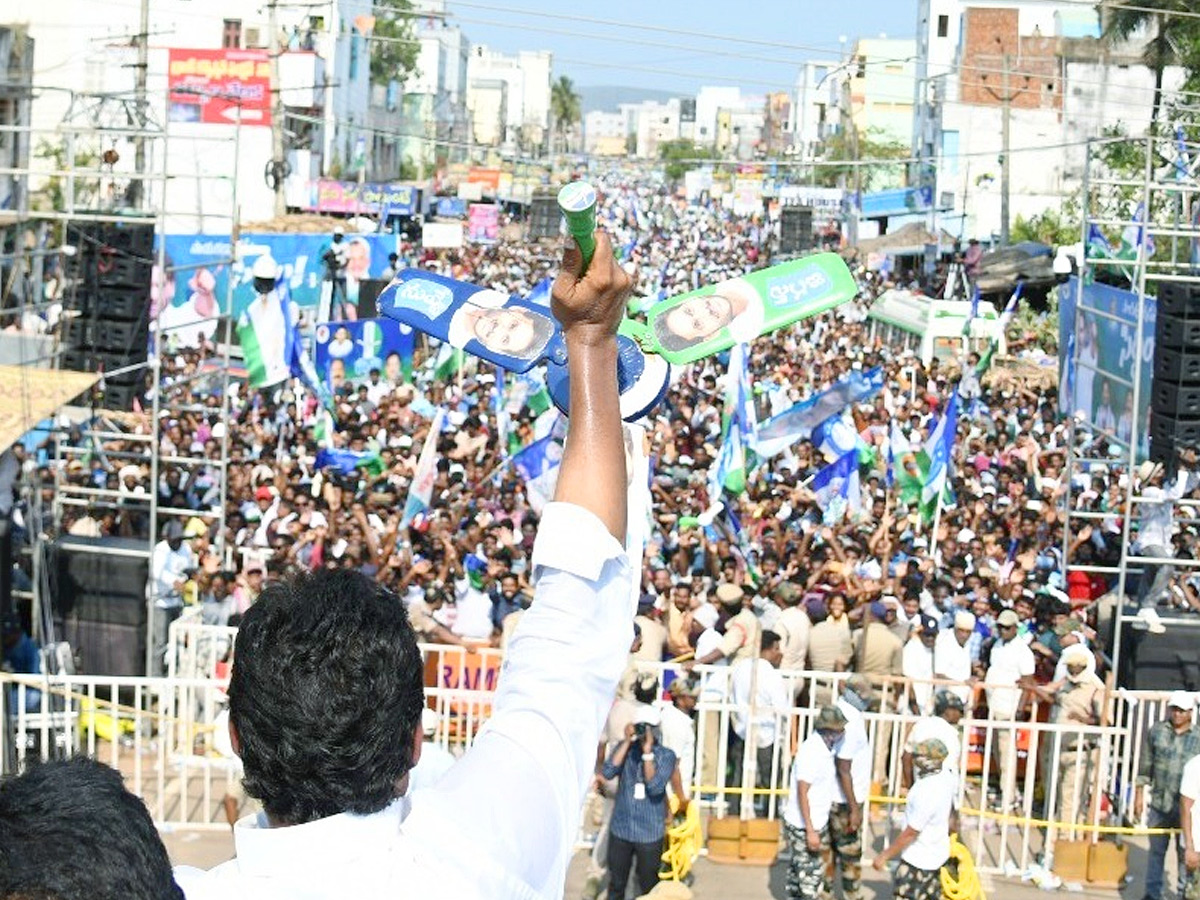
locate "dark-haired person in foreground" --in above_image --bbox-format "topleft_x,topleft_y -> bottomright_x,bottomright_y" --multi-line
0,757 -> 183,900
175,231 -> 635,899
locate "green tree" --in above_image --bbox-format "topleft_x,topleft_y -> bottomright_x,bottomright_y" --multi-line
550,76 -> 581,154
369,0 -> 420,85
658,139 -> 719,182
813,127 -> 908,192
1011,207 -> 1080,245
1103,0 -> 1200,130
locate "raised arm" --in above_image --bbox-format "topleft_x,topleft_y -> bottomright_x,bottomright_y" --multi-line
406,230 -> 636,893
550,234 -> 629,540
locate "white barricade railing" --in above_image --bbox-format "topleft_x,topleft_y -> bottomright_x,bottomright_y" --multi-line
2,653 -> 1179,868
1,672 -> 240,830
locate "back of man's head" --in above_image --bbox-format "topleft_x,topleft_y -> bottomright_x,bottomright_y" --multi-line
0,757 -> 183,900
229,568 -> 424,824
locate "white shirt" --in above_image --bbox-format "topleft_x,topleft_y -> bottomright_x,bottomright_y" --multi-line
1135,472 -> 1195,551
984,638 -> 1035,719
933,630 -> 972,704
659,702 -> 696,791
833,699 -> 871,805
149,539 -> 195,607
902,637 -> 935,714
696,628 -> 727,703
784,731 -> 837,832
452,579 -> 496,640
730,658 -> 788,747
901,769 -> 956,870
1180,754 -> 1200,850
174,502 -> 632,900
906,716 -> 962,781
408,741 -> 457,793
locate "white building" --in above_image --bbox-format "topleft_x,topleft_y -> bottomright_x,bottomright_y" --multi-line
22,0 -> 382,231
791,61 -> 840,161
466,45 -> 552,152
584,110 -> 627,156
631,99 -> 682,159
402,12 -> 472,171
694,86 -> 742,146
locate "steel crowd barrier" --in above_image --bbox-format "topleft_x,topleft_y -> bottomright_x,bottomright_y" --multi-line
0,635 -> 1182,873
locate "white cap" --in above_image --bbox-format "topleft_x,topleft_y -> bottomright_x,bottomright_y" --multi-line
954,611 -> 976,630
632,705 -> 661,727
251,255 -> 279,280
1168,690 -> 1195,710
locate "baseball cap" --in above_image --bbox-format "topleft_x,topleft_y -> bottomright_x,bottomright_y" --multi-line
918,614 -> 939,634
255,486 -> 273,502
1168,690 -> 1194,710
997,609 -> 1020,628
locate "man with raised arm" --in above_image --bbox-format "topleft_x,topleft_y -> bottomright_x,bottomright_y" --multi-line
174,231 -> 634,900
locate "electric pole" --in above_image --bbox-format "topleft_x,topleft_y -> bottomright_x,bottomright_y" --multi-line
268,0 -> 287,218
131,0 -> 149,209
982,51 -> 1029,247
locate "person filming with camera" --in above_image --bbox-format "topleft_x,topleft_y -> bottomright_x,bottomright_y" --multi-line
600,706 -> 684,900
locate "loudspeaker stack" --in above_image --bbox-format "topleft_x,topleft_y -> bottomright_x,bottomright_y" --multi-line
61,221 -> 154,410
1150,281 -> 1200,471
779,205 -> 814,255
528,195 -> 562,240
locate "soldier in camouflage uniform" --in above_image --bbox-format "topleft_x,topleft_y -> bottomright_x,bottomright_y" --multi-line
873,739 -> 956,900
783,706 -> 846,899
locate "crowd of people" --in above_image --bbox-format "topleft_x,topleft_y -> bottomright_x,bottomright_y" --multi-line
5,173 -> 1200,900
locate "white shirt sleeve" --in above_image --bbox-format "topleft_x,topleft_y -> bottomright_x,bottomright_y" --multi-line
406,502 -> 631,896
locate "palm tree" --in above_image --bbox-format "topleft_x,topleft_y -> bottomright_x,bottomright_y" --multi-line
1103,0 -> 1200,131
550,76 -> 581,155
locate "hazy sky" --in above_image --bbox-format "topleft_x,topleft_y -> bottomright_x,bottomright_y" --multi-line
448,0 -> 918,95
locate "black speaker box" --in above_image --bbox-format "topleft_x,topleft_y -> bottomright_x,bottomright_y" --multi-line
61,620 -> 145,678
96,382 -> 143,411
1156,310 -> 1200,350
96,254 -> 151,289
1120,618 -> 1200,691
1154,346 -> 1200,384
1151,411 -> 1200,448
528,196 -> 561,240
96,319 -> 149,352
52,536 -> 148,612
1152,381 -> 1200,418
780,206 -> 814,255
1157,281 -> 1200,317
60,349 -> 144,385
66,221 -> 154,259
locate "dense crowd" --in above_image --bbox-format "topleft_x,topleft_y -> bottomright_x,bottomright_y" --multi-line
7,174 -> 1200,899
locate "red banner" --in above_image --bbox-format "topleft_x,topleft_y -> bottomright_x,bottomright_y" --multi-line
167,48 -> 271,127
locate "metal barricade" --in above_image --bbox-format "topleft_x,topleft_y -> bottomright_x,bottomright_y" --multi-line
0,657 -> 1181,864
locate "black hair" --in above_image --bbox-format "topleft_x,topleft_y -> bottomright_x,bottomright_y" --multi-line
0,757 -> 183,900
228,568 -> 424,825
633,675 -> 659,706
653,309 -> 709,354
761,629 -> 782,652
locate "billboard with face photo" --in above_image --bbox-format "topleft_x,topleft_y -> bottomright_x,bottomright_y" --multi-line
634,252 -> 859,365
377,269 -> 557,373
313,318 -> 416,392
